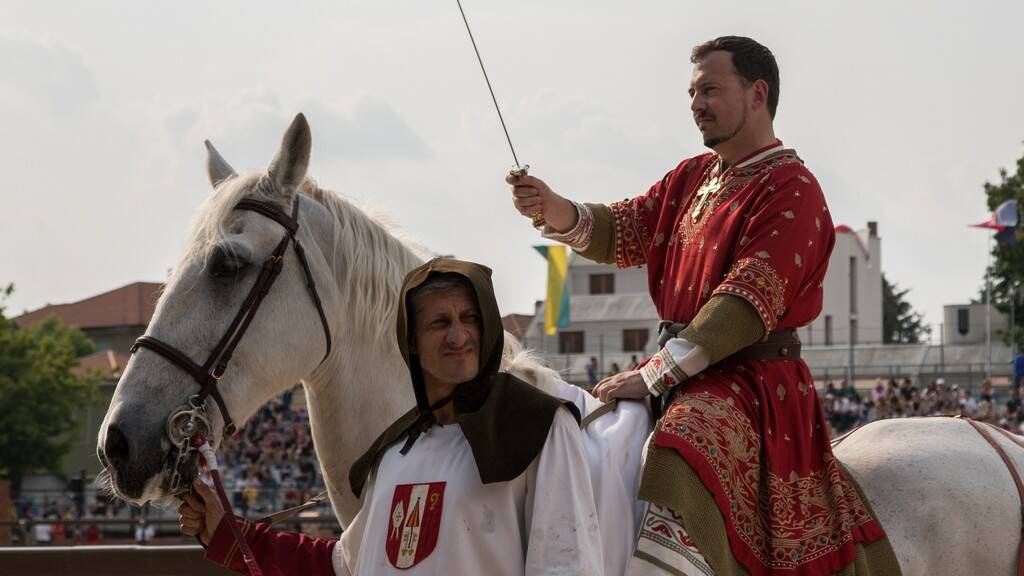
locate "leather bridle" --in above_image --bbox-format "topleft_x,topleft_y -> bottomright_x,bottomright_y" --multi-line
129,193 -> 332,493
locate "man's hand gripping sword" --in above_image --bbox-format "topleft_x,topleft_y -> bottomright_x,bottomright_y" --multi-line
455,0 -> 545,228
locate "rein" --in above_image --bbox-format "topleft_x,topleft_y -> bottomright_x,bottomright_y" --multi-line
128,193 -> 334,576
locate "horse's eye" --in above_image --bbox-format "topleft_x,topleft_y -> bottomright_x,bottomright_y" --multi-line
208,246 -> 249,281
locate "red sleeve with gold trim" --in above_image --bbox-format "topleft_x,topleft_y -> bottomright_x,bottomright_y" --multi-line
204,515 -> 338,576
609,158 -> 697,269
712,165 -> 835,333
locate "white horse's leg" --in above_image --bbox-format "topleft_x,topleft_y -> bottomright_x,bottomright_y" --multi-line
835,418 -> 1023,576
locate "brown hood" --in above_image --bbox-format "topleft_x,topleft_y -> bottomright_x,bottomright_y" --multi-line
395,258 -> 504,415
349,258 -> 579,499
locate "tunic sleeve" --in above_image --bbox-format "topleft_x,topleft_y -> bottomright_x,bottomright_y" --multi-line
204,516 -> 339,576
711,167 -> 835,333
333,485 -> 370,576
524,407 -> 604,576
607,159 -> 692,269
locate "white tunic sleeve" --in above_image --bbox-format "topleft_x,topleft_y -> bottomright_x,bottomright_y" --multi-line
524,407 -> 604,576
333,477 -> 373,576
639,337 -> 711,396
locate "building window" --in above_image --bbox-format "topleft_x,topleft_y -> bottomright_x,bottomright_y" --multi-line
559,331 -> 584,354
622,329 -> 649,352
825,315 -> 833,346
957,308 -> 970,336
589,274 -> 615,295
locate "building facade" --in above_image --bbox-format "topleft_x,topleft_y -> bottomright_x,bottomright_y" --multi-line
522,256 -> 659,383
942,302 -> 1010,346
797,222 -> 883,347
524,222 -> 886,383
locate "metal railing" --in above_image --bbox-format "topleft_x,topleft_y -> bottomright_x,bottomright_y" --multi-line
0,516 -> 341,547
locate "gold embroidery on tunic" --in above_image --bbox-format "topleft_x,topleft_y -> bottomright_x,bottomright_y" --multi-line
675,155 -> 802,249
713,257 -> 788,332
659,393 -> 876,570
610,198 -> 652,268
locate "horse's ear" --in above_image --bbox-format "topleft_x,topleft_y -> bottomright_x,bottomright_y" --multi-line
267,113 -> 311,194
205,140 -> 237,189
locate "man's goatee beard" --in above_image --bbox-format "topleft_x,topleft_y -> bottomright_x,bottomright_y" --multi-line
702,109 -> 747,149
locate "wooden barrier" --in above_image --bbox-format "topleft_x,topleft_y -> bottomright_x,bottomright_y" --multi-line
0,481 -> 11,546
0,545 -> 236,576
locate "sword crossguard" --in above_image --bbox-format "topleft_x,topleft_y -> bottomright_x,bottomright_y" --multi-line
508,164 -> 529,178
509,164 -> 546,228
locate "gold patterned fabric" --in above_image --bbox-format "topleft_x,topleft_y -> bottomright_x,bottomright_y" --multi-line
592,142 -> 891,575
715,257 -> 788,332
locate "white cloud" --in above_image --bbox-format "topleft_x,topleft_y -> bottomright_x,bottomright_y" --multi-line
0,30 -> 97,122
2,0 -> 1023,337
162,91 -> 429,171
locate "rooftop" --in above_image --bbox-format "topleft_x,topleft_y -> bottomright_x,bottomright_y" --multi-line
14,282 -> 162,329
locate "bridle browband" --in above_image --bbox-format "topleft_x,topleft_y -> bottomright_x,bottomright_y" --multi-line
129,195 -> 332,492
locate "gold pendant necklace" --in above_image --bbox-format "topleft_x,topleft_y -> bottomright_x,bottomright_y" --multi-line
690,167 -> 723,223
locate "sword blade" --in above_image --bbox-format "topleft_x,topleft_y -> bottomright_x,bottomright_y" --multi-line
455,0 -> 522,170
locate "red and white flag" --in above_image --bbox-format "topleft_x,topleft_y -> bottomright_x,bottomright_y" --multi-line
972,199 -> 1019,230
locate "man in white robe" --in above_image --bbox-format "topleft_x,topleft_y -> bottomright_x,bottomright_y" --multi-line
182,258 -> 603,576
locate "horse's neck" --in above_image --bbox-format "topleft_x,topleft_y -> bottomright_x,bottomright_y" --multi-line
297,189 -> 422,524
304,344 -> 413,524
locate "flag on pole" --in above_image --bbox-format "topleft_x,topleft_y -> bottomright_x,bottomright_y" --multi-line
972,199 -> 1020,246
534,245 -> 570,335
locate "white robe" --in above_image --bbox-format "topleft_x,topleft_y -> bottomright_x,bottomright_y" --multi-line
333,407 -> 604,576
542,379 -> 653,576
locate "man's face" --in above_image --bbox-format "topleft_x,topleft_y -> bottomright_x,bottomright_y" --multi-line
688,50 -> 751,149
411,285 -> 482,389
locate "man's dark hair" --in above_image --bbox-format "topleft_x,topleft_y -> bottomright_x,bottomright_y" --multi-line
408,272 -> 474,313
691,36 -> 780,119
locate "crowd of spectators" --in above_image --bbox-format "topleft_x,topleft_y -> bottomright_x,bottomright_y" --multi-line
11,386 -> 327,545
217,386 -> 326,516
821,377 -> 1019,435
16,376 -> 1024,545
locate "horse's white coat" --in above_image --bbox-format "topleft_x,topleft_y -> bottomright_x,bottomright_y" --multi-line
834,417 -> 1023,576
100,116 -> 1024,575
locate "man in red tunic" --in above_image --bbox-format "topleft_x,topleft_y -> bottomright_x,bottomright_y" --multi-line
510,36 -> 897,576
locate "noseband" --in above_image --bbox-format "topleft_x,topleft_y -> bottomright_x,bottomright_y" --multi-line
129,194 -> 332,493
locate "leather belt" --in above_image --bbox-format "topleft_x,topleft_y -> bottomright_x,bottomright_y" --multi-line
657,321 -> 802,363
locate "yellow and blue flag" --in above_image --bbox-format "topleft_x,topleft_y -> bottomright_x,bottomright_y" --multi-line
534,245 -> 570,335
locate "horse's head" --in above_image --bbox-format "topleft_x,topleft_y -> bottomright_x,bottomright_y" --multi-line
97,114 -> 336,504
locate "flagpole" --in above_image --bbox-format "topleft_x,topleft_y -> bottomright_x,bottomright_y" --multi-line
971,199 -> 1018,386
987,232 -> 992,384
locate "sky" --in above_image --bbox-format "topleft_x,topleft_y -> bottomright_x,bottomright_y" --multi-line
2,0 -> 1023,337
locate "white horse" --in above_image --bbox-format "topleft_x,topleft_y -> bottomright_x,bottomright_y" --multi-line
98,114 -> 1023,576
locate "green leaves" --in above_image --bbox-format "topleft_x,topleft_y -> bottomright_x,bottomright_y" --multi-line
0,286 -> 99,487
982,149 -> 1024,349
882,274 -> 930,344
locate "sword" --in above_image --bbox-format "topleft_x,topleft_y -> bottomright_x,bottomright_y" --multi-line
455,0 -> 545,228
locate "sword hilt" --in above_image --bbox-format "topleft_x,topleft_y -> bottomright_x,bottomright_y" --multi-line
509,164 -> 545,228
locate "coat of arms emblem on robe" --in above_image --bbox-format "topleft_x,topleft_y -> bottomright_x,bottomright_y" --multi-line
385,482 -> 446,569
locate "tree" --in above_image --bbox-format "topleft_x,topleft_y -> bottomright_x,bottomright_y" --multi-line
982,149 -> 1024,349
0,284 -> 100,496
882,274 -> 930,344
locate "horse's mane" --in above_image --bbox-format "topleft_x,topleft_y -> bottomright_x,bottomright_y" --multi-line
178,173 -> 429,344
501,335 -> 563,396
176,173 -> 558,383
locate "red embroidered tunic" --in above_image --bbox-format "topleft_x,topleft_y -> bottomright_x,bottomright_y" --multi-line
615,141 -> 885,576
